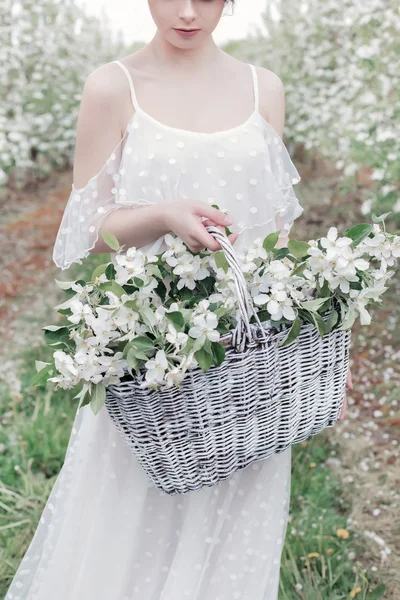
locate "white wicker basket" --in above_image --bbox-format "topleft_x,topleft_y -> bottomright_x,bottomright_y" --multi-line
104,227 -> 351,496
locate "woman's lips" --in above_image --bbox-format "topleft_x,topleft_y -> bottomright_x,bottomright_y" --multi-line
174,29 -> 200,38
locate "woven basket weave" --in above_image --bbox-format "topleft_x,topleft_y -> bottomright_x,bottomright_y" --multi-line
104,226 -> 352,496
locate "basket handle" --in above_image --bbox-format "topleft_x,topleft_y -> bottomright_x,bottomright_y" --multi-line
205,225 -> 269,351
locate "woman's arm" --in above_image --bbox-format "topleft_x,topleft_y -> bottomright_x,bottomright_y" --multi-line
71,64 -> 236,256
257,68 -> 290,249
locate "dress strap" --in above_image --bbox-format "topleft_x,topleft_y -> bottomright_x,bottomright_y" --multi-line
249,64 -> 259,112
112,60 -> 140,112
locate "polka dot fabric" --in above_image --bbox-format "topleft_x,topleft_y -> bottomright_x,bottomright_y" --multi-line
52,61 -> 304,269
6,61 -> 304,599
5,405 -> 291,600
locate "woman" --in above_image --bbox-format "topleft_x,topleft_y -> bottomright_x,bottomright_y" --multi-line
6,1 -> 351,598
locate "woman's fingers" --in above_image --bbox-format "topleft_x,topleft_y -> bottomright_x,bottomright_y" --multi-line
194,204 -> 233,227
228,232 -> 239,245
191,224 -> 223,252
346,366 -> 353,390
201,219 -> 239,246
339,394 -> 347,421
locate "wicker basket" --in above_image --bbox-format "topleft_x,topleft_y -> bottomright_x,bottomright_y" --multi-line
104,227 -> 352,496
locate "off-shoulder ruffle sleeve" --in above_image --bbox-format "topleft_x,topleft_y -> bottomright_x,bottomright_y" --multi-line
264,126 -> 304,239
52,122 -> 148,271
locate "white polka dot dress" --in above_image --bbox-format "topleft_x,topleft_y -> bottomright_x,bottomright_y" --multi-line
7,61 -> 304,600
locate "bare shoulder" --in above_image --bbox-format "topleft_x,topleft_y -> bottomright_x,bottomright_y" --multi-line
254,66 -> 286,138
84,61 -> 126,107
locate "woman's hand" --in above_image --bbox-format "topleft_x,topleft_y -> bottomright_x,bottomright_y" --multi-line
161,200 -> 238,253
339,366 -> 353,421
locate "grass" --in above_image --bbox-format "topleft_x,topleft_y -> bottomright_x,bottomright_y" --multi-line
280,434 -> 386,599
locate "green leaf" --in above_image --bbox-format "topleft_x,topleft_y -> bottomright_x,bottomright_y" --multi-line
309,311 -> 327,337
214,251 -> 229,273
35,360 -> 51,372
105,263 -> 116,280
274,247 -> 290,260
198,276 -> 216,296
122,283 -> 139,295
337,305 -> 357,330
194,348 -> 213,372
366,584 -> 386,600
91,263 -> 108,281
216,322 -> 230,334
90,383 -> 106,415
32,363 -> 54,387
225,226 -> 233,237
112,281 -> 126,298
252,310 -> 270,324
287,239 -> 310,259
133,277 -> 144,287
182,336 -> 194,354
343,223 -> 373,246
126,348 -> 140,372
140,306 -> 158,328
155,280 -> 167,302
203,337 -> 212,354
123,299 -> 140,311
291,262 -> 308,277
147,264 -> 163,279
277,316 -> 301,347
211,342 -> 226,366
192,336 -> 206,353
43,325 -> 70,344
262,231 -> 280,252
131,336 -> 155,351
185,294 -> 204,308
42,325 -> 69,333
325,308 -> 339,333
371,212 -> 391,223
99,280 -> 125,298
54,279 -> 75,290
166,311 -> 185,332
300,298 -> 330,311
101,231 -> 120,251
74,386 -> 91,409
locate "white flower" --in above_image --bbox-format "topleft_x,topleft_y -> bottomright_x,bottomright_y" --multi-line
188,312 -> 220,343
114,248 -> 147,284
163,233 -> 187,257
165,324 -> 188,351
164,366 -> 185,387
248,237 -> 268,260
254,282 -> 296,321
176,255 -> 209,289
112,305 -> 140,334
104,291 -> 121,310
48,350 -> 79,389
335,254 -> 370,278
329,272 -> 359,294
238,252 -> 258,274
391,236 -> 400,258
53,350 -> 78,376
144,350 -> 169,387
67,297 -> 93,325
320,227 -> 353,260
268,260 -> 292,281
71,282 -> 93,295
166,252 -> 194,276
194,299 -> 211,315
